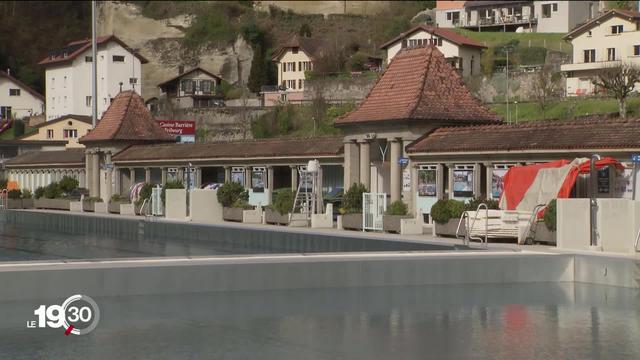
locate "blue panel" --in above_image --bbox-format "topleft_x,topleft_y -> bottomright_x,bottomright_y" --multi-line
416,195 -> 438,214
249,189 -> 270,206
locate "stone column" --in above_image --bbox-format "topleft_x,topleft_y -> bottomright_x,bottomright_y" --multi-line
389,138 -> 402,202
410,164 -> 419,214
447,165 -> 454,200
144,167 -> 151,183
224,166 -> 231,183
105,152 -> 113,201
84,150 -> 91,190
473,163 -> 482,199
436,164 -> 445,200
177,167 -> 184,184
244,166 -> 252,189
91,152 -> 100,197
358,140 -> 370,190
343,140 -> 359,190
484,163 -> 493,200
161,167 -> 167,185
267,166 -> 274,204
290,165 -> 298,191
195,167 -> 202,188
114,168 -> 122,196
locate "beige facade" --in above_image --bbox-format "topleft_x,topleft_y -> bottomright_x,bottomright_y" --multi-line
20,116 -> 92,148
561,11 -> 640,96
276,49 -> 313,92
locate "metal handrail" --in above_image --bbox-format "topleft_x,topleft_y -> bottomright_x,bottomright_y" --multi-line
467,203 -> 489,247
523,204 -> 547,245
634,226 -> 640,252
455,212 -> 469,245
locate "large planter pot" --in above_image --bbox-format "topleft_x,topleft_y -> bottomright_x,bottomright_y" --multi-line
82,201 -> 95,212
223,207 -> 244,222
22,199 -> 34,209
533,223 -> 557,244
265,208 -> 290,225
7,199 -> 25,209
108,201 -> 129,214
93,202 -> 108,214
342,213 -> 363,231
383,215 -> 412,233
34,198 -> 71,211
435,218 -> 464,237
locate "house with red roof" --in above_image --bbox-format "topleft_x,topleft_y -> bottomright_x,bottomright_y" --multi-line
39,35 -> 147,121
0,69 -> 44,120
380,24 -> 486,77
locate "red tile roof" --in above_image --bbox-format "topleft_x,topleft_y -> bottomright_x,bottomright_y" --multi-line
564,9 -> 640,40
79,91 -> 175,144
407,118 -> 640,153
380,24 -> 487,50
38,35 -> 148,66
336,46 -> 501,126
0,70 -> 44,101
112,137 -> 344,163
271,36 -> 326,62
5,149 -> 85,167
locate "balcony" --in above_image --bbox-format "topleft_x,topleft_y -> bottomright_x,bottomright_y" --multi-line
460,15 -> 537,29
561,60 -> 622,72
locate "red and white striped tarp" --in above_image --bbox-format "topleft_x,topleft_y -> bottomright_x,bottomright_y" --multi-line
499,157 -> 623,211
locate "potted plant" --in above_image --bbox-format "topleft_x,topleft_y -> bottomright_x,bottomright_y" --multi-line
383,200 -> 411,233
108,194 -> 129,214
218,182 -> 250,222
82,197 -> 104,212
34,181 -> 71,210
265,188 -> 294,225
432,199 -> 466,237
534,199 -> 557,244
340,183 -> 367,231
135,183 -> 155,215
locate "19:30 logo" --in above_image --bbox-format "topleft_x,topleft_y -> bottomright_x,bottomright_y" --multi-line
27,294 -> 100,336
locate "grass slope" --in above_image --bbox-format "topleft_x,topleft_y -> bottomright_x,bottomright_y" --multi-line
490,97 -> 640,122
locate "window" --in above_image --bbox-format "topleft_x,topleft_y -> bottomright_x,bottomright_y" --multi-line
292,62 -> 296,72
453,164 -> 475,198
607,48 -> 616,61
63,129 -> 78,139
611,25 -> 623,34
587,30 -> 592,37
201,80 -> 212,94
86,96 -> 92,107
438,38 -> 443,46
583,49 -> 596,63
85,56 -> 93,62
112,55 -> 125,62
298,61 -> 302,70
63,76 -> 67,88
446,11 -> 459,23
552,3 -> 558,11
470,56 -> 474,76
181,79 -> 194,94
298,79 -> 303,89
542,4 -> 552,18
0,106 -> 11,120
46,129 -> 54,139
635,45 -> 640,56
9,89 -> 20,96
292,47 -> 298,54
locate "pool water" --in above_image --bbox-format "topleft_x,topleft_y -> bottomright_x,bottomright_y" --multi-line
1,283 -> 639,359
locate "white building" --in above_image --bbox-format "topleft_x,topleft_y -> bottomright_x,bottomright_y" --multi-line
380,24 -> 485,77
0,70 -> 44,120
39,35 -> 147,121
434,0 -> 601,33
561,9 -> 640,96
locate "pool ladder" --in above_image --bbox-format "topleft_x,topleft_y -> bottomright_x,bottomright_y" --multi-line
456,203 -> 488,247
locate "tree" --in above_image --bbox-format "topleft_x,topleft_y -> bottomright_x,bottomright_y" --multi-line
530,65 -> 562,120
247,44 -> 267,93
592,64 -> 640,119
298,23 -> 312,37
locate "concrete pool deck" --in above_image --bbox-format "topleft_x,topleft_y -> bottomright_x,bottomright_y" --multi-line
0,209 -> 638,302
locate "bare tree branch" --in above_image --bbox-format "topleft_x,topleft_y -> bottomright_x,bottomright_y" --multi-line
592,63 -> 640,119
529,65 -> 562,120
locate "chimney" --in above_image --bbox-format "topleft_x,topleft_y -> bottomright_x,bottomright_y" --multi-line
178,65 -> 184,75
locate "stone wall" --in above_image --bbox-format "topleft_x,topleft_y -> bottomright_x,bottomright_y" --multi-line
98,1 -> 253,100
465,71 -> 567,104
303,76 -> 378,102
254,1 -> 391,17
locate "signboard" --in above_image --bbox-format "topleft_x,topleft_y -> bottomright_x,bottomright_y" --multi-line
398,157 -> 409,166
402,168 -> 411,192
614,167 -> 634,199
418,168 -> 436,197
632,154 -> 640,163
491,168 -> 508,199
453,170 -> 474,198
156,120 -> 196,136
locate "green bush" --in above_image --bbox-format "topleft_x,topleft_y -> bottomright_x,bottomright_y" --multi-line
161,180 -> 185,204
58,176 -> 79,194
21,189 -> 32,199
7,189 -> 21,199
272,188 -> 295,215
43,182 -> 61,199
341,183 -> 367,214
34,186 -> 45,199
110,194 -> 127,203
0,179 -> 7,189
232,198 -> 254,210
84,196 -> 103,203
431,199 -> 466,224
216,181 -> 248,208
137,183 -> 154,205
386,200 -> 408,216
464,197 -> 500,211
544,199 -> 557,231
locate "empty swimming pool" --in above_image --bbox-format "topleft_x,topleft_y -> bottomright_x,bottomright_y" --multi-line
0,210 -> 461,261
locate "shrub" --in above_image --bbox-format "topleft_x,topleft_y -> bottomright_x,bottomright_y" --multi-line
217,181 -> 248,208
137,183 -> 154,205
386,200 -> 408,216
465,197 -> 500,211
272,188 -> 295,215
84,197 -> 103,203
21,189 -> 32,199
43,182 -> 61,199
34,187 -> 45,199
161,180 -> 185,204
110,194 -> 127,203
544,199 -> 557,231
232,198 -> 253,210
431,199 -> 466,224
58,176 -> 79,194
7,189 -> 21,199
0,178 -> 7,189
341,183 -> 367,214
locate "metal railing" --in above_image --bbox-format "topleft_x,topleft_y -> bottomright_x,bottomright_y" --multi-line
456,203 -> 488,247
522,204 -> 546,245
634,226 -> 640,252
